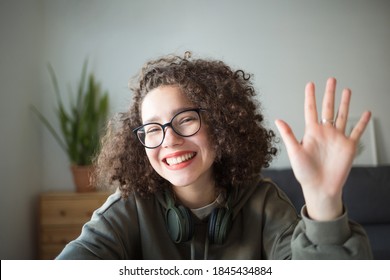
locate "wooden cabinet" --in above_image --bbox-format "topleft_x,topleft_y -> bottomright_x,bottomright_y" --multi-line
38,191 -> 111,259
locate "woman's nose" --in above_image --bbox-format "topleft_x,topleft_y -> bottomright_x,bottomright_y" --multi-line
162,127 -> 184,148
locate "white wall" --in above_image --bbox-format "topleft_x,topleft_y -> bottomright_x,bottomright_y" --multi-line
0,0 -> 43,259
40,0 -> 390,179
1,0 -> 389,259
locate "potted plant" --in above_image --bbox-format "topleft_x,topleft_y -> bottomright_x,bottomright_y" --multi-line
32,60 -> 109,192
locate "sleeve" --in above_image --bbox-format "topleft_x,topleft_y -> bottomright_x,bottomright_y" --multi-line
290,206 -> 373,259
260,181 -> 373,260
56,193 -> 141,260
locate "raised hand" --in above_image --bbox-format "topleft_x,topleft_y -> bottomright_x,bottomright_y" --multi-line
275,78 -> 371,221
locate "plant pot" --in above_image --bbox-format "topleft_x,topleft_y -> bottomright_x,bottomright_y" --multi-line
70,165 -> 95,192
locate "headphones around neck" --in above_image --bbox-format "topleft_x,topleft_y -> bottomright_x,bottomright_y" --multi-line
164,191 -> 233,245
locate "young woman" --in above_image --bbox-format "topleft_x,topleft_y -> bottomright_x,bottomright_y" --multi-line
56,52 -> 372,259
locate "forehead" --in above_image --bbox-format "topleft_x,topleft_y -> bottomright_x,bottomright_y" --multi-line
141,85 -> 194,122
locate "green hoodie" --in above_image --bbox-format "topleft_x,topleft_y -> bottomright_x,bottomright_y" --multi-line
56,179 -> 372,259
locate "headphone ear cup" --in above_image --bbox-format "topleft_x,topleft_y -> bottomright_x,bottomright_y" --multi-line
208,208 -> 218,243
178,205 -> 194,242
208,207 -> 233,245
218,208 -> 232,244
165,206 -> 184,243
165,201 -> 194,243
209,208 -> 225,244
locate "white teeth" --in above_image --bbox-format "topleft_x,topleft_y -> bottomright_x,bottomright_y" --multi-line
166,153 -> 195,166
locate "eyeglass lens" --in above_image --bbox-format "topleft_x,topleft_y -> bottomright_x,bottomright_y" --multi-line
136,110 -> 201,148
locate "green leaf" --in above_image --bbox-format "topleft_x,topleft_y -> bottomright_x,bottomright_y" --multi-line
31,59 -> 110,166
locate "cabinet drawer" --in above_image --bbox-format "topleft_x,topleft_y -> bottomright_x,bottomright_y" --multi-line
38,191 -> 112,259
40,192 -> 109,225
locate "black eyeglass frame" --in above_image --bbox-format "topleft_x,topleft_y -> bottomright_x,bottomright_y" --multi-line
132,108 -> 206,149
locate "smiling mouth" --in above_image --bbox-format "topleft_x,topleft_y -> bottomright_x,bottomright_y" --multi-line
164,152 -> 196,166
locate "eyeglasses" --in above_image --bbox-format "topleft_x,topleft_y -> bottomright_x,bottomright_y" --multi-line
133,108 -> 206,149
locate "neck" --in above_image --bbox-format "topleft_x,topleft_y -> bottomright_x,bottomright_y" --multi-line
172,180 -> 216,209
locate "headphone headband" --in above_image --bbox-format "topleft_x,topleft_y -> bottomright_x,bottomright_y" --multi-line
164,190 -> 233,244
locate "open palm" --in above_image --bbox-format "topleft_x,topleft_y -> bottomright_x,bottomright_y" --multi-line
275,78 -> 371,221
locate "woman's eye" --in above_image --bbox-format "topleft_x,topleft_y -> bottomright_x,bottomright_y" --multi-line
146,126 -> 162,134
179,117 -> 196,125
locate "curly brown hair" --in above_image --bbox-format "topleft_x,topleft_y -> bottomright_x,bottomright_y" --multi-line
93,52 -> 277,198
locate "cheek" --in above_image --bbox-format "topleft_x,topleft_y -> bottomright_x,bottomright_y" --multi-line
204,146 -> 217,165
199,127 -> 215,149
145,149 -> 160,168
198,135 -> 216,163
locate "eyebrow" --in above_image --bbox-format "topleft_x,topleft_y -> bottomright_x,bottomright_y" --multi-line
142,106 -> 195,124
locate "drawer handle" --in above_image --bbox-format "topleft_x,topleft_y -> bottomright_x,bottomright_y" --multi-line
59,210 -> 66,216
